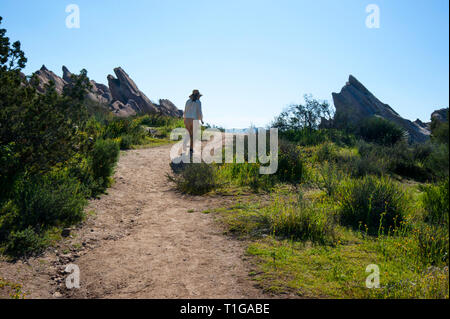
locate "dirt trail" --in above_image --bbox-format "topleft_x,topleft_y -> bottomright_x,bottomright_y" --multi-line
1,144 -> 266,299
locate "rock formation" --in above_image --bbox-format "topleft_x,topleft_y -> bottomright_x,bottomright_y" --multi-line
107,67 -> 160,116
33,65 -> 67,94
63,66 -> 112,105
31,65 -> 183,118
159,99 -> 184,117
331,75 -> 430,143
431,108 -> 449,123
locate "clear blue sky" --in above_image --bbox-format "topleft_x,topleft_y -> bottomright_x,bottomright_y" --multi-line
1,0 -> 448,128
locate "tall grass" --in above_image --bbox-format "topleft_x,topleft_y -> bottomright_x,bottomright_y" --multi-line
421,179 -> 449,226
265,196 -> 336,245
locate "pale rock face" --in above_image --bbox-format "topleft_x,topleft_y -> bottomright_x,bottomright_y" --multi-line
331,75 -> 431,143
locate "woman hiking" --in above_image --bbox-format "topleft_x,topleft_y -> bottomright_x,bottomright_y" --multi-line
184,89 -> 203,154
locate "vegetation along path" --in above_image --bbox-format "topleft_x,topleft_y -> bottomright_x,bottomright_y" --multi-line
1,144 -> 267,299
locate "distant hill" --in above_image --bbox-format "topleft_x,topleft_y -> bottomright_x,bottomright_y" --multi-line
32,65 -> 183,118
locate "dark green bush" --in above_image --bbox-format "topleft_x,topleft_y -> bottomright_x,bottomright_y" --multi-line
276,140 -> 306,183
13,172 -> 87,228
315,142 -> 338,163
120,134 -> 134,150
0,200 -> 20,242
326,129 -> 356,147
413,143 -> 434,164
279,128 -> 328,146
339,176 -> 407,235
354,141 -> 434,181
168,162 -> 218,195
339,142 -> 386,177
351,155 -> 386,177
423,143 -> 449,180
0,171 -> 87,256
421,179 -> 449,227
90,139 -> 120,190
357,117 -> 406,146
5,227 -> 47,257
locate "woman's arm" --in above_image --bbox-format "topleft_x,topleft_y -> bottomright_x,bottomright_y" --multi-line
197,101 -> 203,122
184,100 -> 190,119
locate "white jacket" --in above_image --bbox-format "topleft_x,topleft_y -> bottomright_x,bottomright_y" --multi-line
184,99 -> 203,120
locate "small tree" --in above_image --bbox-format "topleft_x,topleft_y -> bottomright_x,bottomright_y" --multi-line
272,94 -> 334,132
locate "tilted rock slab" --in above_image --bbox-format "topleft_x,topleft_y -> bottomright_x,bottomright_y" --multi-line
332,75 -> 430,143
29,65 -> 183,118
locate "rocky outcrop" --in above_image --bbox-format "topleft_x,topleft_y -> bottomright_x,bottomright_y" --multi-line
431,108 -> 449,123
30,65 -> 183,118
331,75 -> 430,143
159,99 -> 184,117
63,66 -> 112,105
107,67 -> 160,115
34,65 -> 67,94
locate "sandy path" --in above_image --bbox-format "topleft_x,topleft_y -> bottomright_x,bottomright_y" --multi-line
0,144 -> 266,299
63,145 -> 261,298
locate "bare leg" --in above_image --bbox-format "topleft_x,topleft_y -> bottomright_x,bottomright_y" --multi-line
184,118 -> 194,152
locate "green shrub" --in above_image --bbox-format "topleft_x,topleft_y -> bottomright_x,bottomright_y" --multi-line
387,142 -> 430,181
119,134 -> 134,150
358,117 -> 406,146
423,143 -> 449,180
326,129 -> 356,147
0,200 -> 20,242
138,114 -> 184,128
352,155 -> 386,177
67,154 -> 96,197
14,172 -> 87,228
279,128 -> 329,146
84,117 -> 104,141
89,139 -> 120,190
276,140 -> 306,183
354,141 -> 432,181
225,162 -> 274,191
4,227 -> 47,257
168,162 -> 218,195
315,142 -> 338,163
0,169 -> 88,256
346,141 -> 388,177
318,162 -> 344,197
413,143 -> 434,164
421,179 -> 449,226
338,176 -> 407,235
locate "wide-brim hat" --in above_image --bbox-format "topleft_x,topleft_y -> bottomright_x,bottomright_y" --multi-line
190,89 -> 202,98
